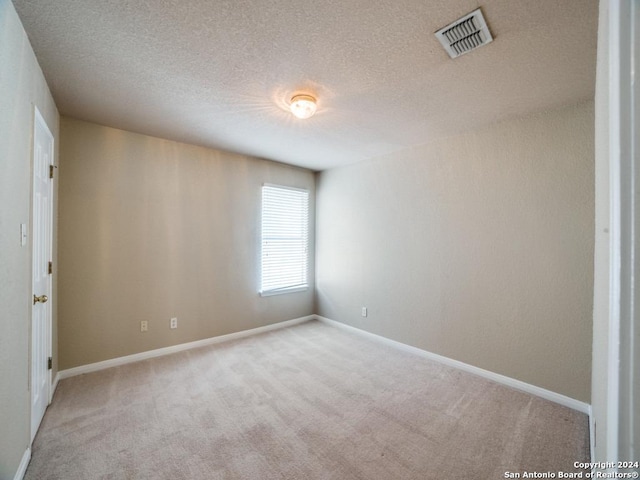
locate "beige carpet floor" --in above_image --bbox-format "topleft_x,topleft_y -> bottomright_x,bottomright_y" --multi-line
26,320 -> 589,479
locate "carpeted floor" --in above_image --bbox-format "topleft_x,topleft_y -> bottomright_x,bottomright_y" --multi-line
25,320 -> 590,479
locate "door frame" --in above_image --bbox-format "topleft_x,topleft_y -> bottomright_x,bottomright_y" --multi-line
605,0 -> 638,464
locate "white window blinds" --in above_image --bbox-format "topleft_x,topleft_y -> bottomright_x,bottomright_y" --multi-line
260,185 -> 309,296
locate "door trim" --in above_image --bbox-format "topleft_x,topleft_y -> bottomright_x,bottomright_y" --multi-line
605,0 -> 638,464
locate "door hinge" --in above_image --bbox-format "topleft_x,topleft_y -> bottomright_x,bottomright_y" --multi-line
47,357 -> 52,370
48,261 -> 53,275
49,164 -> 56,179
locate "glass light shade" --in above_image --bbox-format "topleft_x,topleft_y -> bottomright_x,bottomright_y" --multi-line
290,94 -> 317,119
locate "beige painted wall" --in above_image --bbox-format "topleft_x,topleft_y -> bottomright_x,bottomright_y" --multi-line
58,117 -> 315,370
0,1 -> 59,477
316,101 -> 594,403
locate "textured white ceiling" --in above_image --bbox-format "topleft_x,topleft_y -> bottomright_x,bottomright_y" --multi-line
13,0 -> 598,171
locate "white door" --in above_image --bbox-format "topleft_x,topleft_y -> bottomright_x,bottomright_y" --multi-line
31,107 -> 54,442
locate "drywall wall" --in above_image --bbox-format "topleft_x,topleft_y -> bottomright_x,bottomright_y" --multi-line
591,0 -> 609,461
0,0 -> 59,478
58,118 -> 315,370
316,101 -> 594,403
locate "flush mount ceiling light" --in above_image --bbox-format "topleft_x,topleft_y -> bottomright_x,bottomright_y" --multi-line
289,94 -> 317,119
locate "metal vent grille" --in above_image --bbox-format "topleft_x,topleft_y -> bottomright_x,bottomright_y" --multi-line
435,8 -> 493,59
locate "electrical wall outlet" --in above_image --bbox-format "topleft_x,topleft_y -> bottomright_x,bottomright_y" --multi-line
361,307 -> 367,317
170,317 -> 178,329
140,321 -> 148,332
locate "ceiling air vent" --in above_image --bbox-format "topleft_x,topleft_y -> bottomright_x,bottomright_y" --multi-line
435,8 -> 493,59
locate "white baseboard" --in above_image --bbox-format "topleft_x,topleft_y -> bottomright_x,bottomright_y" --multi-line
13,448 -> 30,480
51,372 -> 60,401
315,315 -> 591,415
58,315 -> 314,380
55,313 -> 591,416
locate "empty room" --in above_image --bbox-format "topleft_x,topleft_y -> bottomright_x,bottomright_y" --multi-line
1,0 -> 638,479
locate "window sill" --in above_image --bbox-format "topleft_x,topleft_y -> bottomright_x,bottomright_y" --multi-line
259,286 -> 308,297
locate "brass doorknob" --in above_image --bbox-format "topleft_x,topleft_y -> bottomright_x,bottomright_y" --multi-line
33,294 -> 48,304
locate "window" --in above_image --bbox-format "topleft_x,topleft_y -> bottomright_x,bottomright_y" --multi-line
260,184 -> 309,296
